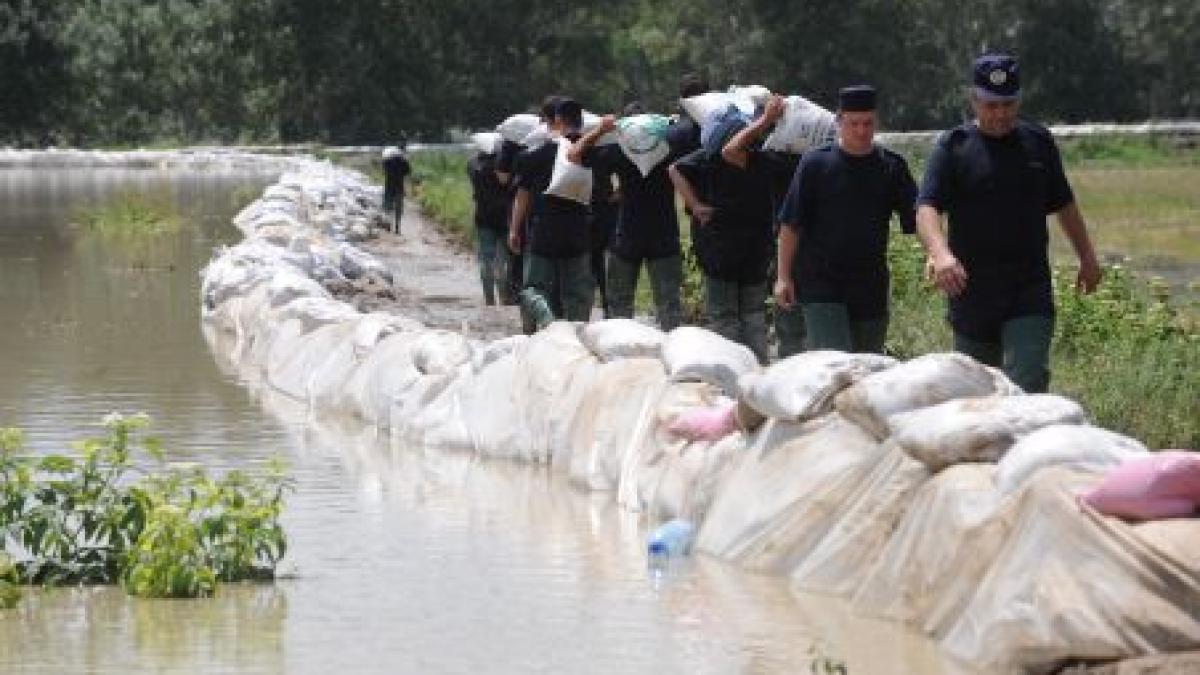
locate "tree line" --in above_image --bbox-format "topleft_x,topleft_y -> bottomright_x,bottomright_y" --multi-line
3,0 -> 1197,146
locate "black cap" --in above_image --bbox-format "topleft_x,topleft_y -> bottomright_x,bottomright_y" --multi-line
973,54 -> 1020,101
540,95 -> 564,122
838,85 -> 877,112
555,97 -> 584,131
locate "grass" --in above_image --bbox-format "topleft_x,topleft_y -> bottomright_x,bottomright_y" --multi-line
76,189 -> 181,239
408,138 -> 1199,448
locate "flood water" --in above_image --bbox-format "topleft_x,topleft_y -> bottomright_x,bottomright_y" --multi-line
0,168 -> 967,674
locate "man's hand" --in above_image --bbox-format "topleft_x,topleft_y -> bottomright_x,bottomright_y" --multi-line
1076,257 -> 1102,293
762,95 -> 787,125
929,250 -> 968,297
507,229 -> 522,255
598,114 -> 617,133
692,203 -> 714,226
774,277 -> 796,309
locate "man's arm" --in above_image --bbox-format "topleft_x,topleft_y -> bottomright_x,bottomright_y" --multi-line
1055,202 -> 1102,293
774,225 -> 801,308
722,95 -> 786,170
916,205 -> 968,297
668,163 -> 713,226
508,188 -> 530,254
567,115 -> 615,164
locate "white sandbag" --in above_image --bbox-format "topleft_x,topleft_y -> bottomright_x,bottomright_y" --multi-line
338,331 -> 424,426
738,350 -> 896,422
410,329 -> 474,375
695,414 -> 885,572
615,114 -> 672,176
679,92 -> 755,128
337,243 -> 393,283
649,428 -> 747,525
727,84 -> 773,107
790,444 -> 931,596
995,424 -> 1149,497
661,326 -> 760,396
392,365 -> 475,451
852,464 -> 1011,637
266,269 -> 331,309
496,113 -> 540,144
578,319 -> 665,362
521,124 -> 551,150
834,352 -> 1020,439
471,131 -> 503,155
888,394 -> 1088,472
544,137 -> 593,205
941,467 -> 1200,671
471,335 -> 527,372
580,111 -> 618,146
762,95 -> 838,153
266,320 -> 358,401
271,296 -> 359,333
566,358 -> 669,491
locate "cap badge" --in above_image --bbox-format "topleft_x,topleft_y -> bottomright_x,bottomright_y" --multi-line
989,69 -> 1008,86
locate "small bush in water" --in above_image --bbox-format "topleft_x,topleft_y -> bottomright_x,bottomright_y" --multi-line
77,189 -> 181,239
0,413 -> 292,600
0,551 -> 19,609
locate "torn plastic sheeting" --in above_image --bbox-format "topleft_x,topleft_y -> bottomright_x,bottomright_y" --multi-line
996,424 -> 1149,497
661,325 -> 760,397
834,352 -> 1021,439
791,444 -> 931,597
888,394 -> 1087,472
695,414 -> 884,573
737,350 -> 896,422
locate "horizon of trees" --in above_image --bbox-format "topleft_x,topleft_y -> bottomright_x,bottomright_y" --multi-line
2,0 -> 1197,146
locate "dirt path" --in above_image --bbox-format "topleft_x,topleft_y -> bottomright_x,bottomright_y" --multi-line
347,199 -> 523,341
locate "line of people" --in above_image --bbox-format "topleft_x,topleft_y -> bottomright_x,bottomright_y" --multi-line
466,53 -> 1102,393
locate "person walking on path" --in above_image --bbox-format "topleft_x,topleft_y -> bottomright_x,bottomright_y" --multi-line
774,85 -> 918,356
467,145 -> 512,305
916,53 -> 1102,392
381,144 -> 411,234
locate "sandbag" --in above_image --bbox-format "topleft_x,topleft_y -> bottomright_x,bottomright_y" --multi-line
578,318 -> 665,361
271,296 -> 360,333
521,124 -> 551,150
941,467 -> 1200,672
790,444 -> 931,597
727,84 -> 773,107
410,329 -> 473,375
695,414 -> 885,572
497,113 -> 540,144
615,114 -> 672,176
545,137 -> 593,205
680,91 -> 756,127
471,131 -> 503,155
1082,451 -> 1200,521
996,424 -> 1149,496
852,464 -> 1012,636
887,394 -> 1087,472
335,330 -> 425,426
661,326 -> 760,397
738,350 -> 896,422
834,352 -> 1019,439
762,95 -> 838,154
648,426 -> 746,524
471,334 -> 527,372
265,320 -> 358,401
666,401 -> 739,442
267,269 -> 331,309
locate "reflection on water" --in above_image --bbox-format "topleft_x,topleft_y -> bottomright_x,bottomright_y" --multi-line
0,168 -> 971,674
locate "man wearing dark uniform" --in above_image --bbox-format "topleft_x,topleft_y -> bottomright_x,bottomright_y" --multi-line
381,145 -> 411,234
775,85 -> 918,355
917,54 -> 1102,392
507,97 -> 595,330
495,136 -> 525,304
467,146 -> 511,305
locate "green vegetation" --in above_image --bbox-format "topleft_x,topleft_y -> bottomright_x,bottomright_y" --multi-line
0,414 -> 292,606
411,152 -> 476,249
411,137 -> 1199,448
4,1 -> 1200,144
77,190 -> 181,239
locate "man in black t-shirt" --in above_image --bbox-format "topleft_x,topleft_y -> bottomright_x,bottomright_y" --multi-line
775,85 -> 918,356
467,149 -> 511,305
507,97 -> 595,331
917,54 -> 1102,392
571,104 -> 685,330
669,95 -> 786,364
665,72 -> 708,156
381,145 -> 411,234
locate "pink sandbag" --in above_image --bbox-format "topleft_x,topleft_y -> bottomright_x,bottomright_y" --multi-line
1081,450 -> 1200,521
667,401 -> 739,441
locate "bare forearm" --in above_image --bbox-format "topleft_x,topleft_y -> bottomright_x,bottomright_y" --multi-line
915,205 -> 951,258
1056,202 -> 1098,266
509,190 -> 530,237
668,166 -> 703,211
721,117 -> 773,169
777,225 -> 800,282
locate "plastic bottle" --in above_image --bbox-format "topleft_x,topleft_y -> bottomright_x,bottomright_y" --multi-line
646,518 -> 695,561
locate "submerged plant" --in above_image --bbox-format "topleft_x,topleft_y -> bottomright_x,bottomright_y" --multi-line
77,189 -> 182,239
0,413 -> 293,599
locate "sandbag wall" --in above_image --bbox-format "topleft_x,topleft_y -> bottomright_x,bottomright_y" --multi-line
202,166 -> 1200,674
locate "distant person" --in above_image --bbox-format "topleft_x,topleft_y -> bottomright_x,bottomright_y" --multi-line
508,97 -> 595,331
669,95 -> 786,364
467,144 -> 512,305
381,144 -> 411,234
775,85 -> 918,355
497,99 -> 560,309
916,53 -> 1102,392
570,102 -> 684,330
590,136 -> 619,317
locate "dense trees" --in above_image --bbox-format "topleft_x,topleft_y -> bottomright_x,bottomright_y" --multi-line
1,0 -> 1196,146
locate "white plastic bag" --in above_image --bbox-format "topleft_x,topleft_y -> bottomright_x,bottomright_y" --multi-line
471,131 -> 503,155
679,91 -> 755,128
762,95 -> 838,153
521,123 -> 551,149
727,84 -> 773,107
661,326 -> 760,396
579,318 -> 666,361
738,350 -> 896,422
496,113 -> 540,144
615,114 -> 672,176
544,137 -> 593,205
995,424 -> 1148,496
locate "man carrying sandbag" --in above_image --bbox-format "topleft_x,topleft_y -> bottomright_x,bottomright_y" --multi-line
381,144 -> 411,234
668,95 -> 786,364
774,85 -> 918,355
569,102 -> 684,330
508,97 -> 595,330
666,72 -> 709,155
916,54 -> 1102,392
467,143 -> 511,305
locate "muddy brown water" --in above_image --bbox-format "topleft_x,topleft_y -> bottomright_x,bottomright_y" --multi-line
0,168 -> 969,674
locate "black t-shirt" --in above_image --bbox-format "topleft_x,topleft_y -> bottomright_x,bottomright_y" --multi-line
673,148 -> 775,283
382,155 -> 411,197
590,158 -> 618,251
918,120 -> 1074,337
665,114 -> 702,156
514,137 -> 591,259
496,140 -> 522,179
778,143 -> 917,317
585,144 -> 681,261
468,152 -> 508,232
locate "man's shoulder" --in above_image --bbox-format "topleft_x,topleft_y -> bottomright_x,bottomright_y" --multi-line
934,124 -> 974,148
1014,118 -> 1056,146
875,145 -> 911,169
